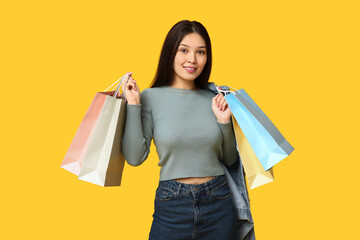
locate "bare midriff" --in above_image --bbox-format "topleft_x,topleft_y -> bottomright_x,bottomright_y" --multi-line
174,176 -> 216,185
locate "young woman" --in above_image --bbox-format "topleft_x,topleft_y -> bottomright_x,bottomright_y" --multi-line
121,20 -> 239,240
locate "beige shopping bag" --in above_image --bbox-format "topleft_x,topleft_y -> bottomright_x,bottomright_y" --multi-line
232,115 -> 274,189
77,89 -> 126,187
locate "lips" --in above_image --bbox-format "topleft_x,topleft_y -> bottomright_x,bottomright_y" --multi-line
184,66 -> 197,73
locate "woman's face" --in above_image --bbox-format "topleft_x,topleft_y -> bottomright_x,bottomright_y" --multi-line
172,32 -> 207,84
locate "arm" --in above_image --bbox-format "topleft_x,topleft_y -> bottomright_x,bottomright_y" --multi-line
121,90 -> 154,166
217,119 -> 239,166
212,92 -> 238,166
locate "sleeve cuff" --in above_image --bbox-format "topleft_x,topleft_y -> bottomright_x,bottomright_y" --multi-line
126,103 -> 141,110
216,120 -> 231,125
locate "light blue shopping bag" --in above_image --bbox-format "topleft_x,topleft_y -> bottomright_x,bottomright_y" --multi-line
224,89 -> 294,171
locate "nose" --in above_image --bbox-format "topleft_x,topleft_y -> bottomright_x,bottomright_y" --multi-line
187,52 -> 197,63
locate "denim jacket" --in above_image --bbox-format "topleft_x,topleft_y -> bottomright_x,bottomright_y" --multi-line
206,82 -> 256,240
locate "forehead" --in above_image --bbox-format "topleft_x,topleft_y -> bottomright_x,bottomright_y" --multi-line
179,33 -> 206,48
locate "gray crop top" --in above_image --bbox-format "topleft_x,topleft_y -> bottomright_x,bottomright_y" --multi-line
121,85 -> 238,181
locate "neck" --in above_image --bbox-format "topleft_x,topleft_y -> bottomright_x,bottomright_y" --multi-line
170,80 -> 199,90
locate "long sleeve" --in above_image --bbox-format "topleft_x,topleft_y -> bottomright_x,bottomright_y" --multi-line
217,119 -> 238,166
121,90 -> 154,166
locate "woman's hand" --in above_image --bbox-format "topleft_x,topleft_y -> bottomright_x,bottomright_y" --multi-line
212,89 -> 231,123
121,72 -> 140,105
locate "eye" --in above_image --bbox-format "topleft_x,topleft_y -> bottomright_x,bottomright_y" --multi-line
198,50 -> 206,54
179,48 -> 187,53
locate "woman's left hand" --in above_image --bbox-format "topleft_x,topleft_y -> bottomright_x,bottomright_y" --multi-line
212,90 -> 231,123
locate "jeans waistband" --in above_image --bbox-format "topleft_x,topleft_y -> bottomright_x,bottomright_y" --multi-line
158,174 -> 227,196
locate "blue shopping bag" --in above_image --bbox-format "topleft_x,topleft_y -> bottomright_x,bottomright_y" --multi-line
224,89 -> 294,171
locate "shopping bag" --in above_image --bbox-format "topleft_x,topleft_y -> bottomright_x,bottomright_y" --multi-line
61,75 -> 128,187
231,115 -> 274,189
60,93 -> 108,175
224,88 -> 294,171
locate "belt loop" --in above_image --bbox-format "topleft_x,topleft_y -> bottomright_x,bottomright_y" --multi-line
177,183 -> 182,196
205,182 -> 210,195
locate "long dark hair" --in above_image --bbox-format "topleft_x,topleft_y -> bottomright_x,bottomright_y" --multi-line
150,20 -> 212,89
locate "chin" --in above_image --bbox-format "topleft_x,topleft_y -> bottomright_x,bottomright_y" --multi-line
182,74 -> 201,82
184,77 -> 198,81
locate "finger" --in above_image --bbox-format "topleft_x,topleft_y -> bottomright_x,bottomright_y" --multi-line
221,103 -> 228,111
212,94 -> 220,106
216,95 -> 227,110
216,94 -> 223,105
121,73 -> 134,92
216,93 -> 223,100
124,73 -> 132,83
126,81 -> 136,91
213,93 -> 220,101
125,76 -> 137,89
124,73 -> 133,84
129,76 -> 137,84
213,94 -> 221,106
219,97 -> 226,107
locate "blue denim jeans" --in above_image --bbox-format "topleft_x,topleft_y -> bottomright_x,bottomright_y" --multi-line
149,174 -> 238,240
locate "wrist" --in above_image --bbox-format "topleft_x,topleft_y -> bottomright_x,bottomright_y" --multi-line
216,118 -> 231,124
127,101 -> 140,105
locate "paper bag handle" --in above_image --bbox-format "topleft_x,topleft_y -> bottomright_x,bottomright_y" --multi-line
216,85 -> 238,95
104,74 -> 131,100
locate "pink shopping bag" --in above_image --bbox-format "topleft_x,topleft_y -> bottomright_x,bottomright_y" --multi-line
61,90 -> 120,175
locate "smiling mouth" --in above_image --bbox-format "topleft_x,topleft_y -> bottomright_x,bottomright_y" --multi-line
184,67 -> 197,73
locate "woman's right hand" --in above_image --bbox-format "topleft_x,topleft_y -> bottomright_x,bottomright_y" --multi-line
121,72 -> 140,105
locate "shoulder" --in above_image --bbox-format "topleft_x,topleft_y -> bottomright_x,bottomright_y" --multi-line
140,87 -> 161,104
140,87 -> 167,109
141,86 -> 165,96
141,86 -> 182,99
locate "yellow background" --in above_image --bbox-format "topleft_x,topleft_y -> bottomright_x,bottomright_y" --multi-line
1,0 -> 359,239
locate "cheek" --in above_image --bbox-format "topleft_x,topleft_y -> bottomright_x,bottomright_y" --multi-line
173,56 -> 181,67
199,56 -> 207,69
174,52 -> 185,63
173,61 -> 182,72
174,57 -> 183,69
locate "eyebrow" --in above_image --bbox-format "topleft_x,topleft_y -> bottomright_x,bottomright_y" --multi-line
179,44 -> 206,49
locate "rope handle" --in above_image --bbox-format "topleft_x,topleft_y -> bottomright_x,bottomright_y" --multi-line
103,74 -> 131,100
216,85 -> 238,95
